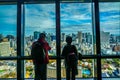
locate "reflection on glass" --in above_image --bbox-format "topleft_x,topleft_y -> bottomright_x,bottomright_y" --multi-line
61,59 -> 95,78
99,2 -> 120,55
60,3 -> 93,55
25,60 -> 56,78
0,5 -> 17,56
24,4 -> 56,56
0,60 -> 17,78
101,59 -> 120,78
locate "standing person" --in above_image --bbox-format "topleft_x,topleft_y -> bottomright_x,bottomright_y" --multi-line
61,36 -> 78,80
31,33 -> 51,80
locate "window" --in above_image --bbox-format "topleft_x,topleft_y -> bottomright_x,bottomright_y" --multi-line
24,4 -> 56,56
0,0 -> 119,80
101,58 -> 120,78
60,3 -> 93,55
0,5 -> 17,57
0,60 -> 17,78
100,2 -> 120,56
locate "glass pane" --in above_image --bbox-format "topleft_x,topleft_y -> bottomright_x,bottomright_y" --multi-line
61,0 -> 92,2
102,78 -> 120,80
25,59 -> 56,79
47,59 -> 56,78
25,60 -> 34,78
99,2 -> 120,55
61,59 -> 96,78
24,4 -> 56,56
0,5 -> 17,56
0,60 -> 17,78
101,58 -> 120,78
60,3 -> 94,55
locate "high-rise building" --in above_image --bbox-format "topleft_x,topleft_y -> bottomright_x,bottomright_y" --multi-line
47,33 -> 52,43
51,35 -> 56,41
61,33 -> 66,42
77,31 -> 82,43
34,31 -> 40,40
0,42 -> 11,56
86,33 -> 92,44
100,31 -> 110,44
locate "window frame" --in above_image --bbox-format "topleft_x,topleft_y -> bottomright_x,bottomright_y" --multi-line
0,0 -> 120,80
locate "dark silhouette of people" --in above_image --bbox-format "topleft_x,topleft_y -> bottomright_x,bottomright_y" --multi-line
62,36 -> 78,80
31,33 -> 51,80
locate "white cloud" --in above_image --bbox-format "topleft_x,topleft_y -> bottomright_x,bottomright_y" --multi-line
0,3 -> 119,35
25,4 -> 55,31
71,14 -> 91,20
60,3 -> 92,21
61,23 -> 92,34
99,3 -> 120,12
100,21 -> 120,32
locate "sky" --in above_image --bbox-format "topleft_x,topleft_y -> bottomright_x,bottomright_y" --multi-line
0,2 -> 120,36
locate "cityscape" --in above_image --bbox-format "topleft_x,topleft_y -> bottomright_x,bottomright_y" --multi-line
0,1 -> 120,79
0,30 -> 120,78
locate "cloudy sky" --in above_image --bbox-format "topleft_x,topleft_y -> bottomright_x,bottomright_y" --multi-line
0,2 -> 120,36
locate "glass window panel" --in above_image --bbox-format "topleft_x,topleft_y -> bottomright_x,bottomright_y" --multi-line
60,0 -> 92,3
0,60 -> 17,78
60,3 -> 94,55
0,5 -> 17,56
101,58 -> 120,78
102,78 -> 120,80
61,59 -> 96,78
25,59 -> 56,79
24,4 -> 56,56
47,59 -> 56,78
99,2 -> 120,55
25,60 -> 34,78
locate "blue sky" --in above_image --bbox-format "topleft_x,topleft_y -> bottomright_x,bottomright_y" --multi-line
0,2 -> 120,36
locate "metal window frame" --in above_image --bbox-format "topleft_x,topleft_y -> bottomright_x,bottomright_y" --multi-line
0,0 -> 120,80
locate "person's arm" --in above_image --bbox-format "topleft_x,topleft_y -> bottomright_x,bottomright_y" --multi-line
43,41 -> 51,51
61,46 -> 67,57
46,43 -> 51,50
31,42 -> 35,58
73,45 -> 78,56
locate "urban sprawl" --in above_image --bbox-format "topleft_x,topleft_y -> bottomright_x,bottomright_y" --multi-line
0,31 -> 120,78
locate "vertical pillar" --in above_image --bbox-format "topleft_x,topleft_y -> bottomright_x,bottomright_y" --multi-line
56,0 -> 61,80
17,0 -> 24,80
94,0 -> 102,80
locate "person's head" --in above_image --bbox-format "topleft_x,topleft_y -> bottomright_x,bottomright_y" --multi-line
39,33 -> 46,39
66,36 -> 72,44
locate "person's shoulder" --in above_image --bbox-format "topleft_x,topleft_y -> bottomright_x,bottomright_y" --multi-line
33,41 -> 42,46
71,44 -> 74,46
62,44 -> 67,49
71,45 -> 76,48
65,44 -> 69,47
33,41 -> 38,44
32,41 -> 36,45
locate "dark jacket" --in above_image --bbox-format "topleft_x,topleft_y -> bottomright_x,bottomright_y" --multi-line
32,38 -> 51,64
62,44 -> 78,66
62,44 -> 78,75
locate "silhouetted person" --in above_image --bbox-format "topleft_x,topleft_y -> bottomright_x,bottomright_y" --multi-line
31,33 -> 51,80
62,36 -> 78,80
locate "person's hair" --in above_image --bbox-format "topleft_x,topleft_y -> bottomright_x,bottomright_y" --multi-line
66,36 -> 72,44
39,33 -> 46,39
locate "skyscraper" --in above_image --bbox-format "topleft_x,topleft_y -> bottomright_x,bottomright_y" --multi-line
34,31 -> 40,40
78,31 -> 82,43
0,42 -> 11,56
100,31 -> 110,44
61,33 -> 66,42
